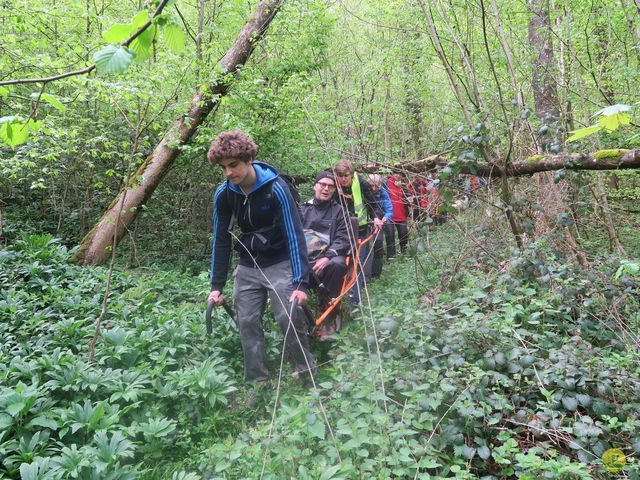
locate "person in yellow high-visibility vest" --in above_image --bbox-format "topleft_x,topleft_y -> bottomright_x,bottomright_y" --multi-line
332,159 -> 384,304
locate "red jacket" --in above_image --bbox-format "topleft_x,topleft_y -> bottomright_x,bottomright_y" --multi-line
387,177 -> 409,222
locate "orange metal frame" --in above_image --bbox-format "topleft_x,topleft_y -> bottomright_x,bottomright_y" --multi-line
313,228 -> 377,329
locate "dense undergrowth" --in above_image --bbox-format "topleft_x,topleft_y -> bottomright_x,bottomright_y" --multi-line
1,205 -> 639,479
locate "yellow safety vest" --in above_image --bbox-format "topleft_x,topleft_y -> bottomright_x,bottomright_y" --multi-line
352,174 -> 367,226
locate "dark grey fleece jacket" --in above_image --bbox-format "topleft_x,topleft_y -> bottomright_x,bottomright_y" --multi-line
300,197 -> 351,258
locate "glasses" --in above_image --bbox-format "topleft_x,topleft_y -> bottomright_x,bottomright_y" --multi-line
316,182 -> 335,190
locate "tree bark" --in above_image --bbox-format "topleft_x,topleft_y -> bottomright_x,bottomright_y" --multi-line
72,0 -> 283,265
528,0 -> 560,123
528,0 -> 587,265
361,149 -> 640,177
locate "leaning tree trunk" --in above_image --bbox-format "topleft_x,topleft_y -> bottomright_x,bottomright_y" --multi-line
72,0 -> 283,265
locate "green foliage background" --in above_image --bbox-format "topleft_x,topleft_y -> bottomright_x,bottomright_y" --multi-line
1,0 -> 640,477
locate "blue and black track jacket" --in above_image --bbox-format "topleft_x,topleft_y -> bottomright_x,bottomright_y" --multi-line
210,162 -> 310,293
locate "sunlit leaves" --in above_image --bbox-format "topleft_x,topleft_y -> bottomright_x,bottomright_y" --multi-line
154,14 -> 186,53
0,116 -> 42,147
163,22 -> 185,53
567,104 -> 634,142
93,45 -> 136,74
566,125 -> 602,142
129,10 -> 155,61
593,104 -> 632,118
29,93 -> 67,112
132,10 -> 151,30
99,10 -> 184,69
597,110 -> 631,132
102,23 -> 133,43
130,26 -> 156,61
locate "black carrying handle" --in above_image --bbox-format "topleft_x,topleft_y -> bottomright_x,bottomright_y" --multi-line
290,297 -> 316,330
205,299 -> 237,335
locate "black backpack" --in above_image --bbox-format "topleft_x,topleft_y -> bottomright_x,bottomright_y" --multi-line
225,174 -> 301,232
279,173 -> 301,204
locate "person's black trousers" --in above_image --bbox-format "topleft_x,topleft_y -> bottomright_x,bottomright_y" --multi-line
384,223 -> 395,258
313,256 -> 348,303
394,221 -> 409,254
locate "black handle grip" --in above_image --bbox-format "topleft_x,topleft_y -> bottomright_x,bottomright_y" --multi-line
205,300 -> 238,335
205,301 -> 215,335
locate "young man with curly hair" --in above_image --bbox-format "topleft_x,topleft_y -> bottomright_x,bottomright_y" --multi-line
207,130 -> 315,388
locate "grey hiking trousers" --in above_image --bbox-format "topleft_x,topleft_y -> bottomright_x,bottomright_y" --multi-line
232,260 -> 316,384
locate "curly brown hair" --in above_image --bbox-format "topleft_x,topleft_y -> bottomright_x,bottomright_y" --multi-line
207,130 -> 258,164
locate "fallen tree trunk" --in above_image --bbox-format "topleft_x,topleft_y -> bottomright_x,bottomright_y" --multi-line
72,0 -> 283,265
363,148 -> 640,177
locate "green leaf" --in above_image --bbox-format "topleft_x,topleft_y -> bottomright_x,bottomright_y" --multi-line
592,104 -> 632,117
417,458 -> 441,468
95,430 -> 135,462
138,416 -> 176,439
152,13 -> 171,27
93,45 -> 136,74
576,393 -> 592,407
477,445 -> 491,459
566,124 -> 602,142
20,462 -> 40,480
130,25 -> 156,61
561,395 -> 578,411
163,22 -> 185,53
319,465 -> 341,480
0,119 -> 33,147
598,112 -> 631,132
308,419 -> 326,440
20,458 -> 52,480
0,413 -> 13,429
26,416 -> 59,430
102,23 -> 134,43
0,86 -> 9,98
33,93 -> 67,112
132,10 -> 150,29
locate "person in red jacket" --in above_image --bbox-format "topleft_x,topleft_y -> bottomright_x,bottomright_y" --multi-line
386,173 -> 410,257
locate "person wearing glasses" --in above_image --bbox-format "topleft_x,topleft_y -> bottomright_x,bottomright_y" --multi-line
300,171 -> 351,339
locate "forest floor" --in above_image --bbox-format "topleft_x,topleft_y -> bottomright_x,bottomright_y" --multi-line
1,202 -> 639,479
